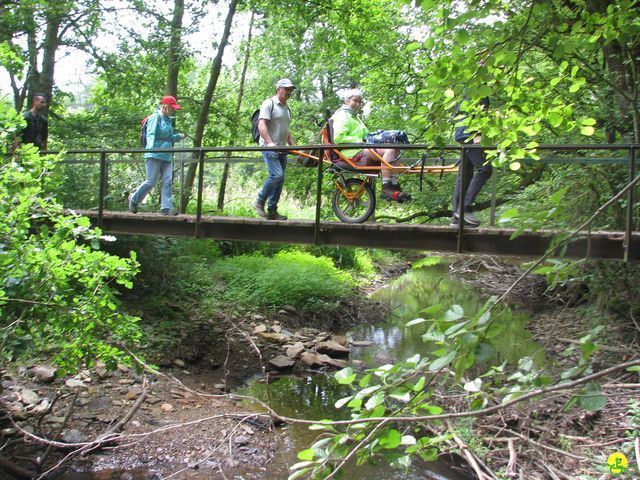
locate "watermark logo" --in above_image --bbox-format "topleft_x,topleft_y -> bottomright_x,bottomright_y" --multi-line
607,452 -> 628,476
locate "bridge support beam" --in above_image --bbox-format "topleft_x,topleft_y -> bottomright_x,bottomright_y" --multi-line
77,211 -> 639,261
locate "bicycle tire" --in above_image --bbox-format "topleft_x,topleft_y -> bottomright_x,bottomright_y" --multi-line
332,177 -> 376,223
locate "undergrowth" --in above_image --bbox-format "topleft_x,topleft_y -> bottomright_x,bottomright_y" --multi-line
213,250 -> 356,310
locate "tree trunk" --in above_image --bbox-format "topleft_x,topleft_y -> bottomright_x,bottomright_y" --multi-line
166,0 -> 184,97
180,0 -> 239,212
217,11 -> 255,212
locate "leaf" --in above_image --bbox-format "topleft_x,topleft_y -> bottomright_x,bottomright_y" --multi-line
406,317 -> 427,327
578,394 -> 608,412
420,304 -> 442,316
288,466 -> 311,480
335,395 -> 353,409
334,367 -> 356,385
379,429 -> 402,449
444,89 -> 455,98
581,126 -> 595,136
443,305 -> 464,322
464,378 -> 482,392
412,376 -> 426,392
401,435 -> 417,445
429,351 -> 456,371
406,41 -> 421,52
297,449 -> 314,461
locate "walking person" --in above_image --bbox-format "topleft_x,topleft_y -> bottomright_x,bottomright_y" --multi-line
451,97 -> 492,228
14,93 -> 49,151
129,95 -> 184,215
252,78 -> 296,220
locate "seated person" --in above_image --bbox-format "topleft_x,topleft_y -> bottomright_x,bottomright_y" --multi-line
330,89 -> 410,202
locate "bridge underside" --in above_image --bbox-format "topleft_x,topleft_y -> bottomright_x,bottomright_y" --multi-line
77,211 -> 639,260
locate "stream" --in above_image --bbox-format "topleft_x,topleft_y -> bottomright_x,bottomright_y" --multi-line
233,258 -> 544,479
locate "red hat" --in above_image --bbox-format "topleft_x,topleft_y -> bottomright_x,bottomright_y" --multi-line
160,95 -> 181,110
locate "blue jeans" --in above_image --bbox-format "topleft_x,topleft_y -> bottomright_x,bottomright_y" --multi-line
257,151 -> 287,210
131,158 -> 173,210
452,146 -> 492,213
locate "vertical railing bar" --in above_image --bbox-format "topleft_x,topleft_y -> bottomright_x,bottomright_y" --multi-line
456,145 -> 466,253
624,146 -> 636,262
314,149 -> 324,245
98,150 -> 107,228
195,149 -> 205,238
489,165 -> 497,227
179,154 -> 185,214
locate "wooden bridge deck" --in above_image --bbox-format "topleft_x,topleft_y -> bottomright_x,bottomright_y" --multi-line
76,210 -> 639,260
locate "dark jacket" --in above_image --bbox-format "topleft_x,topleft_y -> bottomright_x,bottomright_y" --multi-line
21,111 -> 48,149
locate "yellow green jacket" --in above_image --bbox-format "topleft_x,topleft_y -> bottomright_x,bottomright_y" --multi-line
330,107 -> 369,157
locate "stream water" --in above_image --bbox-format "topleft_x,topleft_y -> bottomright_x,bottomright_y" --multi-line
233,258 -> 545,479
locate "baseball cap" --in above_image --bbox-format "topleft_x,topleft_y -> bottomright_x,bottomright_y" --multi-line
276,78 -> 296,89
160,95 -> 181,110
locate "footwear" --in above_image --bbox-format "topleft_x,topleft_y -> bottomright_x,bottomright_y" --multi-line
160,208 -> 176,216
266,209 -> 287,220
381,184 -> 411,203
128,196 -> 138,213
252,199 -> 267,218
452,211 -> 480,227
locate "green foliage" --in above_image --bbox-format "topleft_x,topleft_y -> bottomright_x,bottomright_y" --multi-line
0,101 -> 141,373
213,250 -> 355,310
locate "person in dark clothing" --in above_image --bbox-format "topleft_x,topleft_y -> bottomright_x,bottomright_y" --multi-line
18,93 -> 49,150
451,97 -> 492,228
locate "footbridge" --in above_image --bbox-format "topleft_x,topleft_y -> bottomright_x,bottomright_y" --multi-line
53,142 -> 639,261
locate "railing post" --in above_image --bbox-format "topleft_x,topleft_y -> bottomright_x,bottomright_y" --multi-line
195,149 -> 205,238
98,150 -> 107,228
179,155 -> 185,214
624,146 -> 636,262
490,165 -> 497,226
456,146 -> 466,253
314,148 -> 324,245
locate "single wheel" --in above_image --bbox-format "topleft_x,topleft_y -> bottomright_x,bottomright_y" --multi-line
332,177 -> 376,223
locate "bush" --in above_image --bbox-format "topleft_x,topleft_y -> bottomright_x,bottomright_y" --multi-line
0,101 -> 141,373
213,250 -> 355,310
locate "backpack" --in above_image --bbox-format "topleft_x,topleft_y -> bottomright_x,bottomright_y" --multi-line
250,99 -> 291,143
140,116 -> 149,147
365,129 -> 410,144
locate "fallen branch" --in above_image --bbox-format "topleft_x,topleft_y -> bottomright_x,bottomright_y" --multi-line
486,426 -> 586,460
446,419 -> 495,480
505,438 -> 517,478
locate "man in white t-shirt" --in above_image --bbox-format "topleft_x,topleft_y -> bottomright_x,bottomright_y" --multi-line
252,78 -> 295,220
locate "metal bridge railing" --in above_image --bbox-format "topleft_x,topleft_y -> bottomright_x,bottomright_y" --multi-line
42,143 -> 639,260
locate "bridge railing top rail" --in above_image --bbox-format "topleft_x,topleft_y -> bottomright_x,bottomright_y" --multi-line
40,143 -> 640,156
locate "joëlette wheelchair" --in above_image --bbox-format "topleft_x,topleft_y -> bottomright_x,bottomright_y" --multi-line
293,120 -> 458,223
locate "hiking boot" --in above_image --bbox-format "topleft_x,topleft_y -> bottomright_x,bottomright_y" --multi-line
128,196 -> 138,214
266,209 -> 287,220
252,199 -> 267,218
381,183 -> 411,203
451,211 -> 480,228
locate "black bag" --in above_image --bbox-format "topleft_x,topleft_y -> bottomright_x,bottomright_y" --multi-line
250,109 -> 262,143
250,99 -> 291,143
365,129 -> 409,144
140,116 -> 149,147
